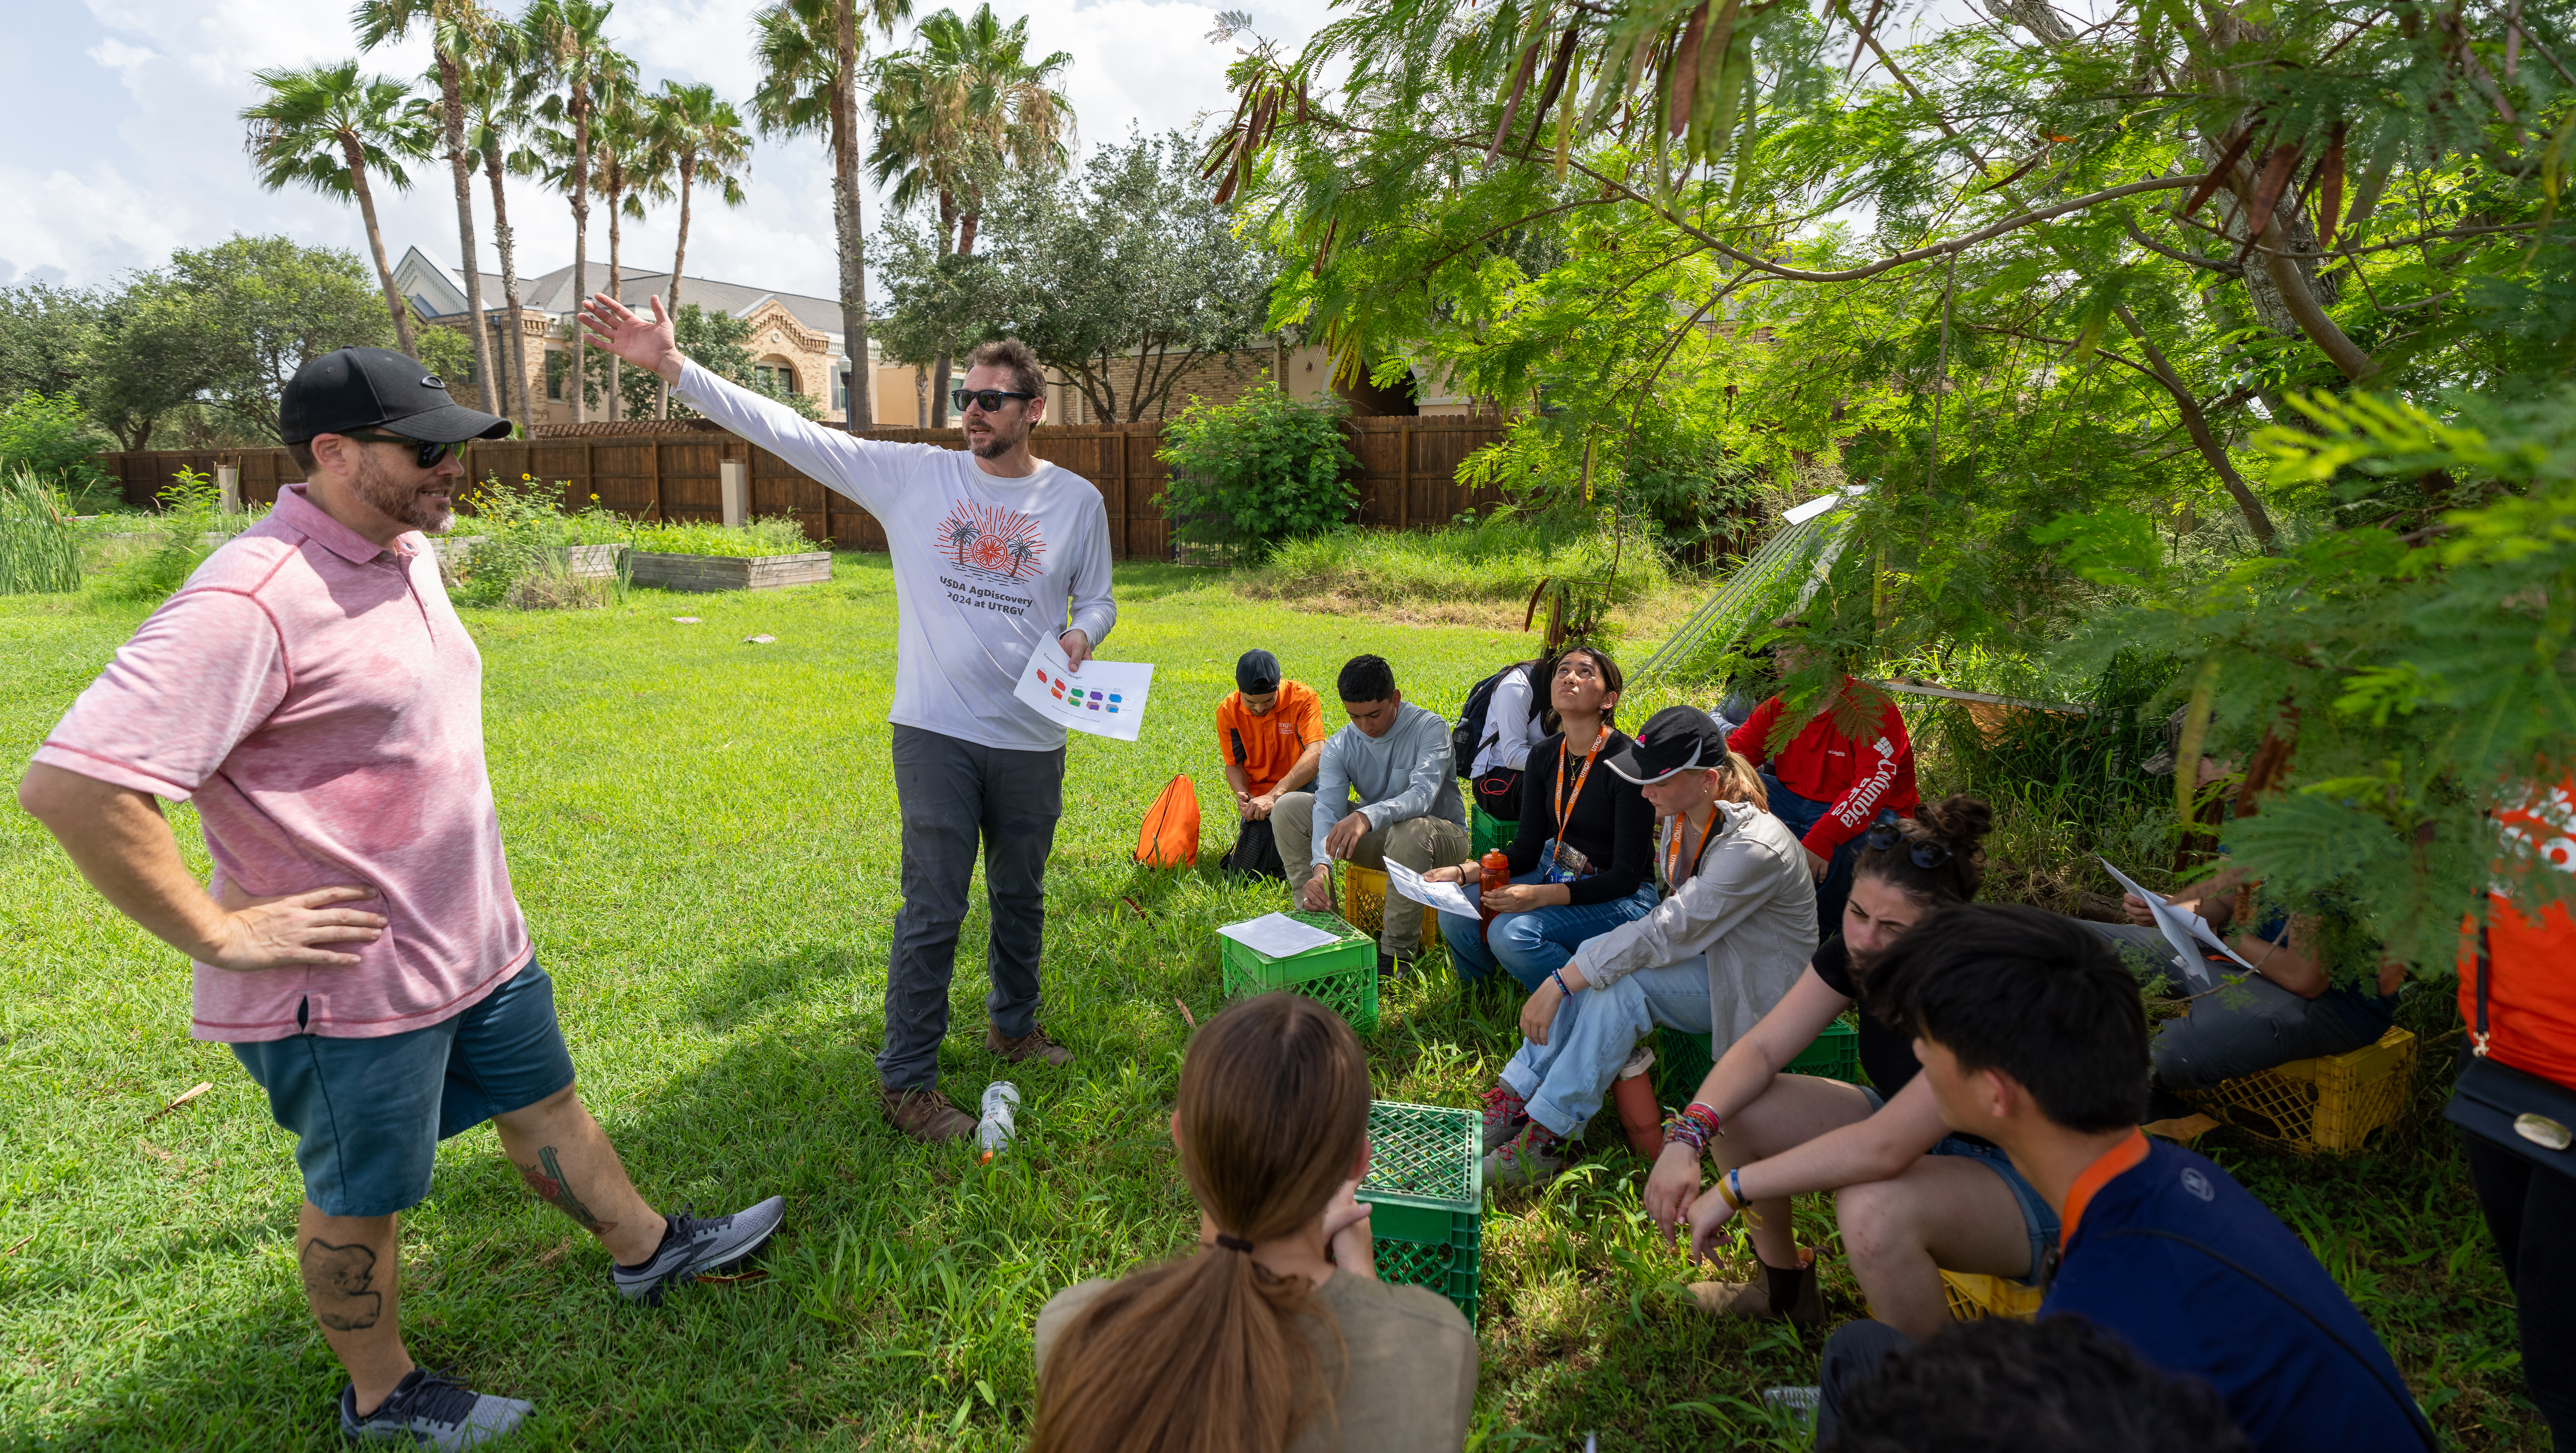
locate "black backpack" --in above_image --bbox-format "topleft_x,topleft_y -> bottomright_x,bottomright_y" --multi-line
1451,663 -> 1532,775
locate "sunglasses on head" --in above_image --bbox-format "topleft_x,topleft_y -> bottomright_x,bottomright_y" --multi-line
342,430 -> 459,469
951,387 -> 1035,414
1863,811 -> 1954,869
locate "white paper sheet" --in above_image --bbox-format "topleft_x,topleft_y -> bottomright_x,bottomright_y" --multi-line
1384,858 -> 1484,918
1218,912 -> 1342,959
1011,635 -> 1153,742
2098,858 -> 2258,990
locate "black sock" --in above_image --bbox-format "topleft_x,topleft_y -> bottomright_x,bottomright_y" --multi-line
615,1215 -> 680,1272
1763,1251 -> 1809,1312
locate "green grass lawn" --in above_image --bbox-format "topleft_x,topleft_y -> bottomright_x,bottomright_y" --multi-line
0,555 -> 2543,1450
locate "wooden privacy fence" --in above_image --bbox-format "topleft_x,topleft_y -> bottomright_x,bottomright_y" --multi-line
95,416 -> 1518,560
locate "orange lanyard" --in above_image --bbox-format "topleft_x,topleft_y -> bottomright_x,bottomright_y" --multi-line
1550,737 -> 1600,871
1664,806 -> 1719,887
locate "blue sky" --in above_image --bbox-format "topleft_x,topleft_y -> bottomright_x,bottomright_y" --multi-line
0,0 -> 1320,300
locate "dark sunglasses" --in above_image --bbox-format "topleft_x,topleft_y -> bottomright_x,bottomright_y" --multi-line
342,430 -> 460,469
1864,811 -> 1954,869
951,388 -> 1035,413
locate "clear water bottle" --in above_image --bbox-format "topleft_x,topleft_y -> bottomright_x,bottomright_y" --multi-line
977,1081 -> 1021,1163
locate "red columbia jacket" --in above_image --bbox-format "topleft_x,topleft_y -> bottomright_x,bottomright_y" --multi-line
1728,680 -> 1920,857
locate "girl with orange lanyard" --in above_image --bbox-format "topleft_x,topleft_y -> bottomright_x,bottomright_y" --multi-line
1424,646 -> 1658,995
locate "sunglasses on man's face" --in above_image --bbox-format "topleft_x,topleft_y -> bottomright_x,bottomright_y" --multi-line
342,430 -> 460,469
1864,812 -> 1954,869
951,388 -> 1035,414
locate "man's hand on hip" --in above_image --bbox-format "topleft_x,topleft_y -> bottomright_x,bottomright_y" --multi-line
576,293 -> 687,384
204,885 -> 387,971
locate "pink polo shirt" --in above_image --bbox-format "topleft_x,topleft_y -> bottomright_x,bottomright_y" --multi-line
35,485 -> 530,1041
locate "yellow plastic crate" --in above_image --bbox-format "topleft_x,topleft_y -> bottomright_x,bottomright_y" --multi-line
2183,1026 -> 2417,1155
1342,864 -> 1388,938
1941,1269 -> 2044,1322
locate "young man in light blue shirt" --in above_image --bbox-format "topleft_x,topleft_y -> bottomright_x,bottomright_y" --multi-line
1273,655 -> 1475,974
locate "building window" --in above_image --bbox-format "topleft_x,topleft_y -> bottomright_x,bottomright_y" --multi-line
834,368 -> 849,412
545,350 -> 567,400
755,363 -> 797,396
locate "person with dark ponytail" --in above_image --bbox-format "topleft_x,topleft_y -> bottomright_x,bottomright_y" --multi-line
1640,797 -> 2060,1342
1030,992 -> 1477,1453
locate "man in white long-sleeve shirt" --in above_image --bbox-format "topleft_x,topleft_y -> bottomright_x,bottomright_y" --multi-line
583,296 -> 1114,1143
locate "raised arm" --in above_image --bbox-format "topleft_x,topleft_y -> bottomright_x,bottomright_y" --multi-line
579,292 -> 915,517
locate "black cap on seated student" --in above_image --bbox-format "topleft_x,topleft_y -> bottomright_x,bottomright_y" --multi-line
1821,1314 -> 2252,1453
1847,906 -> 2433,1453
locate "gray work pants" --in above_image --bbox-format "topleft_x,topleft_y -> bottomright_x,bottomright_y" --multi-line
877,724 -> 1065,1092
1272,790 -> 1473,957
2079,919 -> 2389,1090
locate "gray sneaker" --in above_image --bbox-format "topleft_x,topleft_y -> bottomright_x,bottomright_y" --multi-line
340,1368 -> 530,1447
609,1197 -> 786,1305
1482,1121 -> 1569,1189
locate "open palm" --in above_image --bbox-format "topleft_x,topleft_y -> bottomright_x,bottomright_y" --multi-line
579,292 -> 683,379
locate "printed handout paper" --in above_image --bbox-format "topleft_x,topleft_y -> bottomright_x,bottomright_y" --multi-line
1218,912 -> 1342,959
1012,636 -> 1153,742
2098,858 -> 2257,991
1384,858 -> 1484,919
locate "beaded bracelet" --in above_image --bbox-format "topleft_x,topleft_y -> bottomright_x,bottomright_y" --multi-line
1659,1102 -> 1727,1157
1549,968 -> 1576,999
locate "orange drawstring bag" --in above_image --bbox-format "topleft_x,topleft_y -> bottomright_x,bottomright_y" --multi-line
1135,775 -> 1201,868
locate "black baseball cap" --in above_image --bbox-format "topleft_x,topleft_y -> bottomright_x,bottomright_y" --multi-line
280,346 -> 512,446
1605,705 -> 1732,785
1236,649 -> 1282,694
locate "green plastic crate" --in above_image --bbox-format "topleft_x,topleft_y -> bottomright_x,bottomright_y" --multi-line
1655,1018 -> 1865,1104
1218,910 -> 1379,1033
1355,1100 -> 1481,1323
1469,803 -> 1513,857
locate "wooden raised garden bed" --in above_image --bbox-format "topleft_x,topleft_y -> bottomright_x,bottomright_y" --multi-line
628,550 -> 831,592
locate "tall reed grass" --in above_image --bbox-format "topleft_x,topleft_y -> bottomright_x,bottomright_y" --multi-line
1246,512 -> 1668,610
0,468 -> 82,594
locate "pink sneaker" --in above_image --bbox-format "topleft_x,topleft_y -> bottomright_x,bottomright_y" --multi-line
1480,1083 -> 1530,1151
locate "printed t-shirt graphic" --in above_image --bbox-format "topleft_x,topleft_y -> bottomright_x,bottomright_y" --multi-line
938,500 -> 1047,581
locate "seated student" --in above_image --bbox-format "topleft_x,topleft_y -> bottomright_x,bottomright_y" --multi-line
1215,649 -> 1329,881
2087,739 -> 2403,1101
1277,655 -> 1476,975
1819,1313 -> 2252,1453
1420,646 -> 1657,991
1646,801 -> 2047,1336
1726,618 -> 1920,936
1031,992 -> 1477,1453
1461,655 -> 1551,822
1478,707 -> 1817,1188
1824,905 -> 2434,1453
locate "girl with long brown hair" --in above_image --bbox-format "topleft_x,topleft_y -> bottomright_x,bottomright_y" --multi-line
1030,992 -> 1477,1453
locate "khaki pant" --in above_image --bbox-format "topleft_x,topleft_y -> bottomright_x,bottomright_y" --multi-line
1273,791 -> 1475,958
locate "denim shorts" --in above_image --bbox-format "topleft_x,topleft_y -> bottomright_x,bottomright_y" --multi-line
231,959 -> 577,1218
1858,1086 -> 2061,1287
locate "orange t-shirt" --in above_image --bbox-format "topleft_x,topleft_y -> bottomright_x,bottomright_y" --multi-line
1216,680 -> 1327,798
2457,776 -> 2576,1090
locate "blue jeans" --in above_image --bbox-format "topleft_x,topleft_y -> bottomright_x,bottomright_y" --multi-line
1501,956 -> 1713,1137
1763,774 -> 1861,939
1439,845 -> 1659,991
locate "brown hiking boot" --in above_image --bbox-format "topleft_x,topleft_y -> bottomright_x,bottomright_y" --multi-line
880,1085 -> 976,1143
986,1025 -> 1074,1067
1689,1248 -> 1825,1327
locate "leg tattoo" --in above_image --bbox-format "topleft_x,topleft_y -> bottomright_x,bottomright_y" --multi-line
301,1239 -> 385,1331
516,1145 -> 617,1236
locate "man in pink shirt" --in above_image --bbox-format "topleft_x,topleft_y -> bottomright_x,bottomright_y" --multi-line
18,348 -> 783,1449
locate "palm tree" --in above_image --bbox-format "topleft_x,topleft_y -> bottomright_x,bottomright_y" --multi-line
869,3 -> 1072,423
752,0 -> 912,426
354,0 -> 502,412
590,92 -> 664,422
519,0 -> 620,423
459,48 -> 536,424
644,80 -> 751,418
241,61 -> 432,357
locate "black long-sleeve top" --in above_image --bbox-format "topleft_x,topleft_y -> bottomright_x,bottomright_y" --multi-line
1503,728 -> 1657,906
